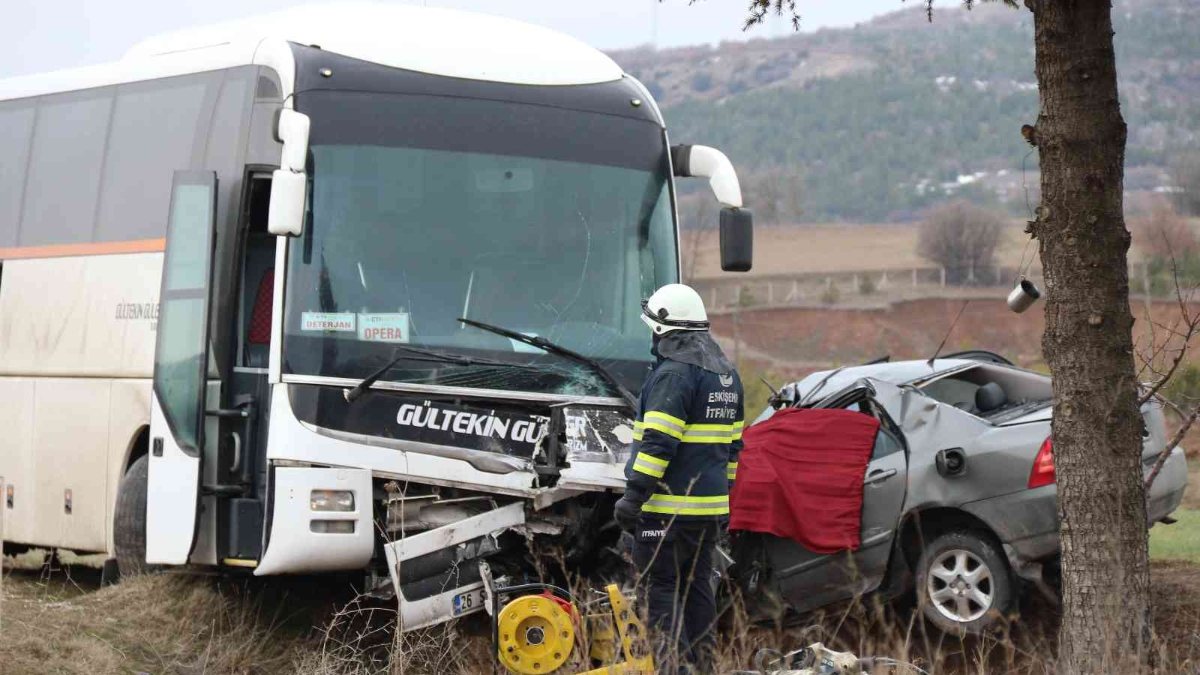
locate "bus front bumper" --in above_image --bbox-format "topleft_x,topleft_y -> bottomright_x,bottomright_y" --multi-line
255,466 -> 374,575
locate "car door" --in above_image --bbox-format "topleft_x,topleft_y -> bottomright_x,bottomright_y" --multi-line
759,383 -> 908,614
853,398 -> 908,587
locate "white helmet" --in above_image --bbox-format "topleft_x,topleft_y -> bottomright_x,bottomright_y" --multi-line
640,284 -> 709,335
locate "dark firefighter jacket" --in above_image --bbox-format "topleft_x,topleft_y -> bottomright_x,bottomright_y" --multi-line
624,333 -> 745,521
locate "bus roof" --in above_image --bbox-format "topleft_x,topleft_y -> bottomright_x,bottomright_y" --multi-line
0,3 -> 625,102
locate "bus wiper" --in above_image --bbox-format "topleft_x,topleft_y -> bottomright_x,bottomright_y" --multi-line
343,345 -> 534,403
458,317 -> 638,415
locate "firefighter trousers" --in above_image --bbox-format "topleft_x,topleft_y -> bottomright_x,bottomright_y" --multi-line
631,519 -> 719,674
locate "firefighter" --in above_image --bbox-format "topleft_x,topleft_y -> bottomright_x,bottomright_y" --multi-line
613,283 -> 744,674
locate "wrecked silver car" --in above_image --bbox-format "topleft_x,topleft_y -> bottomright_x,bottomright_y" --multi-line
731,352 -> 1189,634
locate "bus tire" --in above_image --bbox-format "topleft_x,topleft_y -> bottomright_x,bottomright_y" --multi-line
113,454 -> 155,578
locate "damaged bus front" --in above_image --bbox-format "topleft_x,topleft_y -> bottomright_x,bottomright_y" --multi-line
264,45 -> 752,629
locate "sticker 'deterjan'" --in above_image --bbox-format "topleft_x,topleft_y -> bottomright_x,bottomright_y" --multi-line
358,313 -> 410,343
301,312 -> 356,332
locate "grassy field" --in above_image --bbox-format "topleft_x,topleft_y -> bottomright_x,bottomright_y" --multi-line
1149,464 -> 1200,562
1151,509 -> 1200,563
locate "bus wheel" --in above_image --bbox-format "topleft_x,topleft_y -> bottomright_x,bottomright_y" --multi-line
113,455 -> 155,578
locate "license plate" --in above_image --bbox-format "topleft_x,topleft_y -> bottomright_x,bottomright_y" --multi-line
452,588 -> 486,616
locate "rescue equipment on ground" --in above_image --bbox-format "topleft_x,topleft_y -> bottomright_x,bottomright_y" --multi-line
489,582 -> 931,674
491,583 -> 654,675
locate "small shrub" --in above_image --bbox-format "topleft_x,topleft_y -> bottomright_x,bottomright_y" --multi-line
737,286 -> 758,307
820,283 -> 841,306
917,201 -> 1007,286
738,366 -> 786,420
1165,363 -> 1200,405
1131,201 -> 1197,261
1170,153 -> 1200,216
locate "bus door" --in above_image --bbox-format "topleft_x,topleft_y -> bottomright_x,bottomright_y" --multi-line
146,170 -> 219,565
214,169 -> 276,564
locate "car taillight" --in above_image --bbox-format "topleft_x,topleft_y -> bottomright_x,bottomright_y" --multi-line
1028,437 -> 1055,488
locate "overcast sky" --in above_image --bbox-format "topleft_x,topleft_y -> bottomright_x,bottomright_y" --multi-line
2,0 -> 903,79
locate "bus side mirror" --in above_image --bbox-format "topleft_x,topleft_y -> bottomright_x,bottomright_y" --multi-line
720,207 -> 753,272
268,170 -> 307,237
672,144 -> 753,272
269,109 -> 310,237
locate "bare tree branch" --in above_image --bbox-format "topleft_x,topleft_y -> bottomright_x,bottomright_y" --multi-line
1145,402 -> 1199,491
743,0 -> 1019,33
1137,240 -> 1200,406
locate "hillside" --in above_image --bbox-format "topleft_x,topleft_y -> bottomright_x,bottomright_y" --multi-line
610,0 -> 1200,221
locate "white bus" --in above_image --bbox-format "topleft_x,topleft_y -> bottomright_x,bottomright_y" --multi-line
0,5 -> 752,628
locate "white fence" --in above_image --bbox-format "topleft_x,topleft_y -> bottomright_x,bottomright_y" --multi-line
690,265 -> 1043,311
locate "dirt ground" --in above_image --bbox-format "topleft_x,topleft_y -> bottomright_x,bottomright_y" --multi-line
686,223 -> 1032,280
685,219 -> 1198,281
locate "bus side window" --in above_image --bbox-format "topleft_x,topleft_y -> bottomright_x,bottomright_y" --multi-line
241,175 -> 275,368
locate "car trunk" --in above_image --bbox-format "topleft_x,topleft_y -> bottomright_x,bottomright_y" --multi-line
1004,399 -> 1169,463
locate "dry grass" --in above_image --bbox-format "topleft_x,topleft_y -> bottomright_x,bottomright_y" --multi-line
0,569 -> 306,673
0,560 -> 500,675
294,592 -> 493,675
714,594 -> 1055,675
711,558 -> 1200,674
6,555 -> 1200,673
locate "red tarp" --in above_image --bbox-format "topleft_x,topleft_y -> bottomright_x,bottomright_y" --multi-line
730,408 -> 879,554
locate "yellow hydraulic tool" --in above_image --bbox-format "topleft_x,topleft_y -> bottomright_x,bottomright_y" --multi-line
495,584 -> 654,675
496,593 -> 577,674
577,584 -> 655,675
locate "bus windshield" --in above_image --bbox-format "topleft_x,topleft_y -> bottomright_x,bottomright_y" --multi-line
283,91 -> 678,397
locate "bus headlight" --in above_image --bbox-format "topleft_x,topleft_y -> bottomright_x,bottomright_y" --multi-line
310,489 -> 355,512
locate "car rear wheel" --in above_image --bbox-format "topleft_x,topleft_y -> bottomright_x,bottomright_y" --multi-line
916,530 -> 1013,634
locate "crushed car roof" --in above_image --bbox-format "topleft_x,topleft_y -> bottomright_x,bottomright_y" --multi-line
787,358 -> 978,401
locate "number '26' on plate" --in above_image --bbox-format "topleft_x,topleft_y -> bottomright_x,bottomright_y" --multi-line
453,588 -> 486,616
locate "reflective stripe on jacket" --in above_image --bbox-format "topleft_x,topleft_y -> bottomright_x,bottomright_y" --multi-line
624,358 -> 745,520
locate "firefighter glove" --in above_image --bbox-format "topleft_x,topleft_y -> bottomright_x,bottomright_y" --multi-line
614,486 -> 648,531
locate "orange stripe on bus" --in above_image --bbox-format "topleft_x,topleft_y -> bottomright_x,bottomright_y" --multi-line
0,238 -> 166,260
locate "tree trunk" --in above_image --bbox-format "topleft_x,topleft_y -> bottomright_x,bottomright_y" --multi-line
1028,1 -> 1150,672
